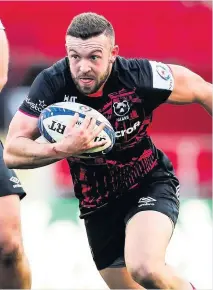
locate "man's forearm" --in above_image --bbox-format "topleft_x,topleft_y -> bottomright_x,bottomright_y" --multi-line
4,137 -> 64,169
6,155 -> 62,169
0,20 -> 9,91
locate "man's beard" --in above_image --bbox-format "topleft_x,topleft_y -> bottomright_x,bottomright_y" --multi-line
71,65 -> 111,95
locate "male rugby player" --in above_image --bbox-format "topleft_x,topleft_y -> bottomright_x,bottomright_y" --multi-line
4,13 -> 211,289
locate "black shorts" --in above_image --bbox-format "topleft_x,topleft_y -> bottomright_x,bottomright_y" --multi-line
0,141 -> 26,199
84,150 -> 180,270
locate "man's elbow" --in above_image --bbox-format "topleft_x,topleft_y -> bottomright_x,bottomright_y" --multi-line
195,81 -> 212,115
3,149 -> 15,169
3,142 -> 20,169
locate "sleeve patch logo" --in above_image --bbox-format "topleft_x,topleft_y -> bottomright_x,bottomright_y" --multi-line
156,64 -> 171,81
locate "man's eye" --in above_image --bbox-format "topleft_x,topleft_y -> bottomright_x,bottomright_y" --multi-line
90,55 -> 100,61
71,55 -> 79,59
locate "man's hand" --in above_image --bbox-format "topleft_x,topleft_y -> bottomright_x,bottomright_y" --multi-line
53,113 -> 107,157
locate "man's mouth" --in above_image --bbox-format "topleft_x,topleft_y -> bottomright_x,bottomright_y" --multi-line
79,78 -> 95,85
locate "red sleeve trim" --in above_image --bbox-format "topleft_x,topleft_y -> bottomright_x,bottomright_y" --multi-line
18,109 -> 39,118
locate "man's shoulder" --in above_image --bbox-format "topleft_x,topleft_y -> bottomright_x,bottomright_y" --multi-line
42,57 -> 70,80
36,57 -> 71,93
114,56 -> 150,73
113,56 -> 152,88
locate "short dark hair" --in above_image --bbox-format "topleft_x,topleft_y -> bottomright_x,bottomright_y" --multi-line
66,12 -> 115,44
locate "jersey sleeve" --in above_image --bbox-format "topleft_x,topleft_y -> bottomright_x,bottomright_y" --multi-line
19,70 -> 57,117
137,59 -> 174,114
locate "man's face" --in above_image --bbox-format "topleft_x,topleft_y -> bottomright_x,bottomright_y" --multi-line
66,34 -> 118,95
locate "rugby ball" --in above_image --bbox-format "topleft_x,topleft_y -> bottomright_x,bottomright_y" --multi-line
38,102 -> 115,158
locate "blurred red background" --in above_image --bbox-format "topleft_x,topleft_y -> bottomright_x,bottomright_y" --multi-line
1,1 -> 212,134
1,1 -> 212,194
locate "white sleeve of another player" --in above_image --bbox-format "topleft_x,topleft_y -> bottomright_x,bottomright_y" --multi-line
149,61 -> 174,91
0,20 -> 5,30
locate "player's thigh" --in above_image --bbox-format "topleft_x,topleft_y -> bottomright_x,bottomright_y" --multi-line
84,200 -> 142,289
124,179 -> 179,276
84,203 -> 126,271
125,211 -> 173,271
100,266 -> 143,289
0,195 -> 24,254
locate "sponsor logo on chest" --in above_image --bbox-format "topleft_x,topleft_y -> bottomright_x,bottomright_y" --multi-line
63,95 -> 77,102
115,121 -> 141,138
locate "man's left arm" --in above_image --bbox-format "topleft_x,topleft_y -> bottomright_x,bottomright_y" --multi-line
167,64 -> 212,115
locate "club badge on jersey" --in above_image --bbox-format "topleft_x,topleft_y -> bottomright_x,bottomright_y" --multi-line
149,61 -> 174,91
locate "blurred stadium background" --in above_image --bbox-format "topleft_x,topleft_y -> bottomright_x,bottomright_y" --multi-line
0,1 -> 212,289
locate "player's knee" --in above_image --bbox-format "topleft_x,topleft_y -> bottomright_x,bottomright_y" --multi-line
0,229 -> 23,266
129,260 -> 164,288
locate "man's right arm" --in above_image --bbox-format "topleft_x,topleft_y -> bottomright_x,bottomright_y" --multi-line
4,111 -> 107,169
3,59 -> 107,169
3,60 -> 66,169
3,111 -> 64,169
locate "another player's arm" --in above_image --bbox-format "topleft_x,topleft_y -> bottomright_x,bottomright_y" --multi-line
167,64 -> 212,115
3,111 -> 64,169
0,20 -> 9,91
